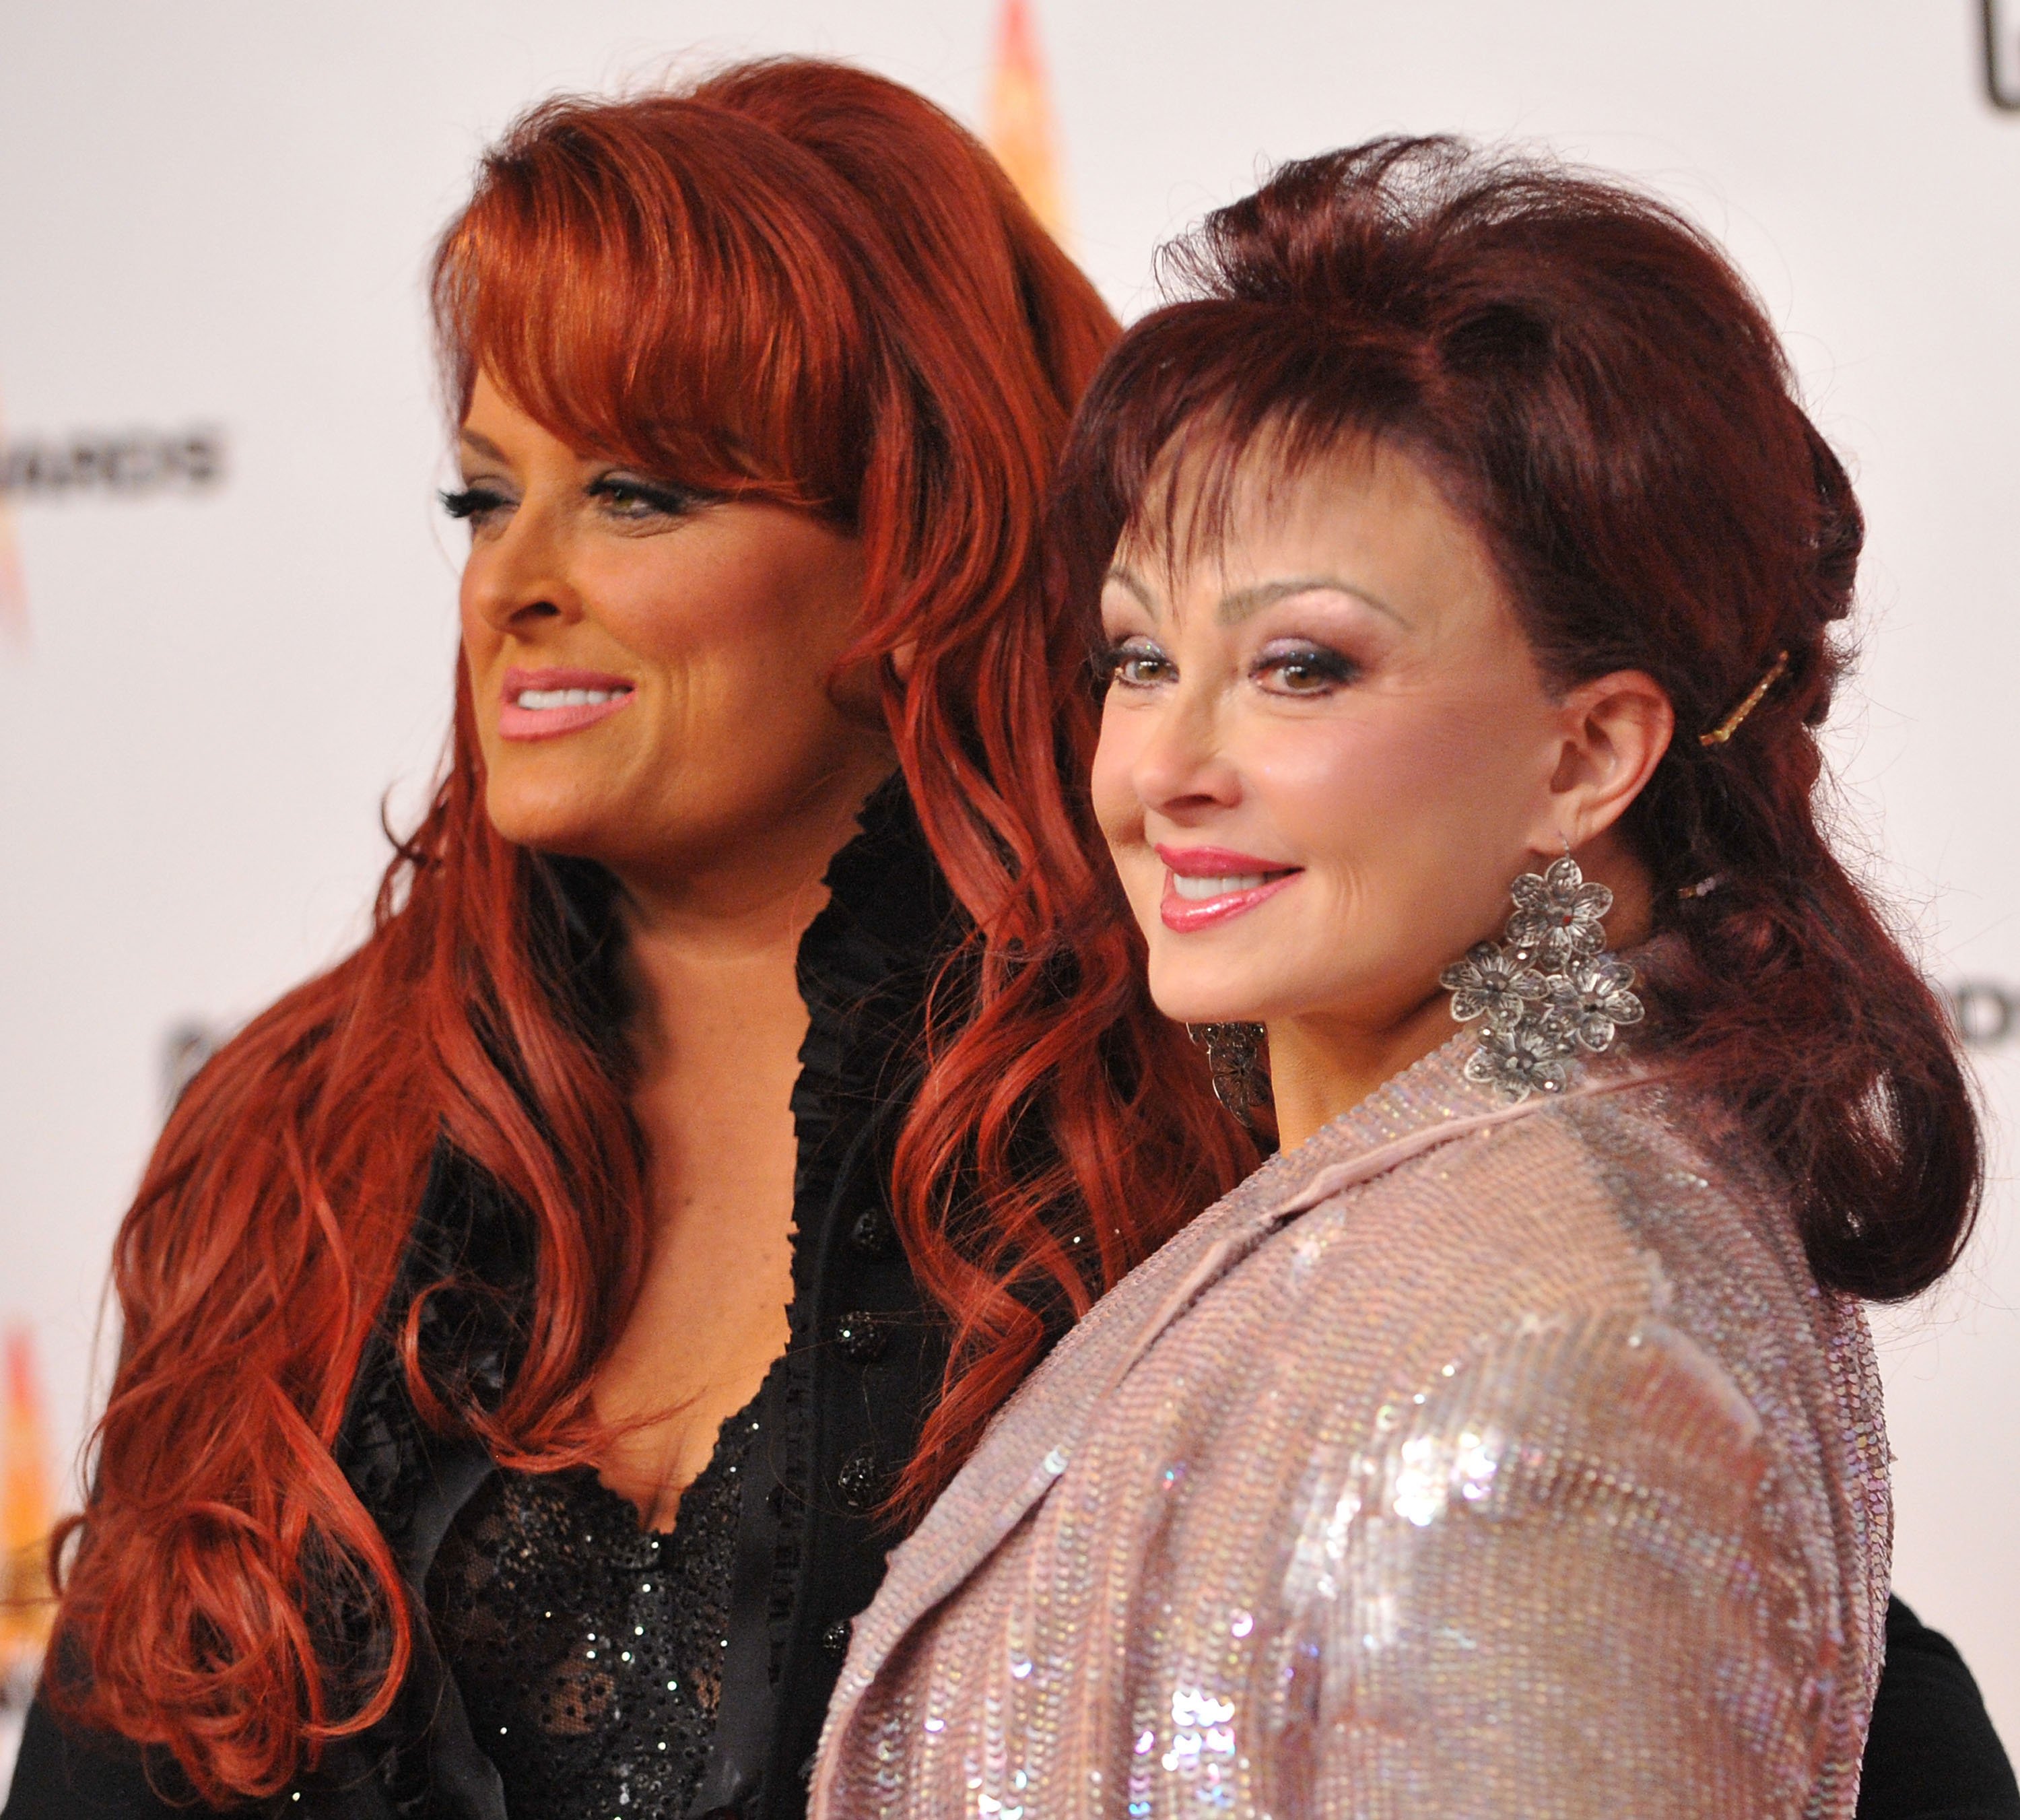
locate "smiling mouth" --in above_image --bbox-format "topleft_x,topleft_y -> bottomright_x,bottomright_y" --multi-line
1155,851 -> 1304,933
514,684 -> 630,710
498,667 -> 638,742
1169,870 -> 1296,901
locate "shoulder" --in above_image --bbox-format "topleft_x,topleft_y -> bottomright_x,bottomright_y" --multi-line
1266,1077 -> 1812,1366
1188,1077 -> 1861,1552
1213,1079 -> 1877,1668
1861,1599 -> 2020,1819
3,1693 -> 197,1819
1309,1302 -> 1770,1550
1153,1094 -> 1733,1528
1240,1076 -> 1851,1477
1252,1096 -> 1775,1515
1248,1087 -> 1683,1366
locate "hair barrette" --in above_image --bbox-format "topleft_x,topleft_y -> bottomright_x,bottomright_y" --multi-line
1699,650 -> 1790,748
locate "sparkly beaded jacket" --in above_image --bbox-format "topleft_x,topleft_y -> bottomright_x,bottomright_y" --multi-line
811,1033 -> 1889,1819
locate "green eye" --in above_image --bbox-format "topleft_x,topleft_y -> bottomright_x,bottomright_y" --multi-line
586,475 -> 698,520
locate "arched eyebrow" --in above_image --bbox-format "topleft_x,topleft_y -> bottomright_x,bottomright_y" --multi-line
1103,566 -> 1159,615
459,428 -> 511,463
1102,567 -> 1405,628
1216,576 -> 1403,626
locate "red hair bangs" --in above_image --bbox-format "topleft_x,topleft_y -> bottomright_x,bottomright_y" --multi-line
432,94 -> 873,514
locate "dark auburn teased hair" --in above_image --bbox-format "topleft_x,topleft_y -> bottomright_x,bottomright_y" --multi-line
1048,136 -> 1980,1303
51,61 -> 1252,1803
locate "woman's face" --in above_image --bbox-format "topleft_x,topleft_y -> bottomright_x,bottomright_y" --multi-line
1091,438 -> 1589,1039
454,372 -> 891,887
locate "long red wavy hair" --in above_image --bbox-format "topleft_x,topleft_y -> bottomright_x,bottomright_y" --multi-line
50,61 -> 1253,1804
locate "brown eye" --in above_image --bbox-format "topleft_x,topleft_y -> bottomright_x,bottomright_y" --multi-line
1096,640 -> 1174,689
1255,646 -> 1357,695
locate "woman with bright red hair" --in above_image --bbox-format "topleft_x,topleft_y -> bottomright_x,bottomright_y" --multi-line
812,138 -> 2005,1819
2,60 -> 1250,1820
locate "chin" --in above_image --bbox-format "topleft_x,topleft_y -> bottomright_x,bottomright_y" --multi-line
483,780 -> 610,859
1145,962 -> 1275,1030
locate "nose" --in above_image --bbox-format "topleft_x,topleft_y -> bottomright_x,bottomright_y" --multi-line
1131,679 -> 1242,821
461,497 -> 587,640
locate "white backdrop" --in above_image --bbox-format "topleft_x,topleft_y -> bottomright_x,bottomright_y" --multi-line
3,0 -> 2017,1775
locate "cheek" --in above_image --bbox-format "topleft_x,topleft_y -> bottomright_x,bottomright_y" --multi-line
588,556 -> 714,669
597,545 -> 848,706
1274,702 -> 1528,839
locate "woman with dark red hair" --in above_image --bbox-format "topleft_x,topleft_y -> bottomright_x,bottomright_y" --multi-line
813,139 -> 2011,1819
1,60 -> 1251,1820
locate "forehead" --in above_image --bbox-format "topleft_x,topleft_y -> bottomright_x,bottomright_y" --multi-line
459,368 -> 582,460
1108,436 -> 1506,630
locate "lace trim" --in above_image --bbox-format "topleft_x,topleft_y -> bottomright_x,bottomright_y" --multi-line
426,1397 -> 760,1820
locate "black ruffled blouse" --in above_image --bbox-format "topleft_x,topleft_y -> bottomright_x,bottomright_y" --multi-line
7,781 -> 960,1820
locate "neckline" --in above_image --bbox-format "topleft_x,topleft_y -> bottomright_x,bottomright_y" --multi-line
1234,1027 -> 1495,1215
549,1384 -> 767,1543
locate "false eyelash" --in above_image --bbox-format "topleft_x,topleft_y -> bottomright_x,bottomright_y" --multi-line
439,486 -> 504,520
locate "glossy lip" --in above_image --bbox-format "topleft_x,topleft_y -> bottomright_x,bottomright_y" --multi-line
498,665 -> 638,743
1153,843 -> 1303,933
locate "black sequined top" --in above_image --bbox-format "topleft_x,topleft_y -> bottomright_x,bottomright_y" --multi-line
426,1397 -> 763,1820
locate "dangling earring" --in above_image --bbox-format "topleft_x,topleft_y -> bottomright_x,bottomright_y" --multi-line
1438,851 -> 1644,1104
1188,1021 -> 1267,1126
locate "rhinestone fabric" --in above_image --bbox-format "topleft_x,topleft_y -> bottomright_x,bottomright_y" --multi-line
813,1027 -> 1888,1819
427,1397 -> 761,1820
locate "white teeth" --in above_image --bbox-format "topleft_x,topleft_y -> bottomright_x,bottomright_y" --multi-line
515,687 -> 622,710
1172,873 -> 1270,900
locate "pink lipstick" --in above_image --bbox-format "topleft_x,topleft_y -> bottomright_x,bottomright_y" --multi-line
498,666 -> 637,742
1154,844 -> 1302,933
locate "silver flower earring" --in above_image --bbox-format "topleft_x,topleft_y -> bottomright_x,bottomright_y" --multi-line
1438,852 -> 1643,1103
1188,1021 -> 1267,1126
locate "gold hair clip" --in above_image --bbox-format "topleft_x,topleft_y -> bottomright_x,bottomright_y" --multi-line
1700,650 -> 1790,748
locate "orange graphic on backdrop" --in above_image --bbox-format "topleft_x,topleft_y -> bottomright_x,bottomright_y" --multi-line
986,0 -> 1071,244
1,1325 -> 56,1691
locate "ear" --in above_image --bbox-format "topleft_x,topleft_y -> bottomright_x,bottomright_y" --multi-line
1533,670 -> 1674,850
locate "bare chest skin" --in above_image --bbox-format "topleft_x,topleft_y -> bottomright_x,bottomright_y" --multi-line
591,906 -> 823,1532
449,379 -> 899,1532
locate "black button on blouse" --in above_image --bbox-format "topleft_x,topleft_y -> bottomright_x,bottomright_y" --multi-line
832,1312 -> 888,1363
